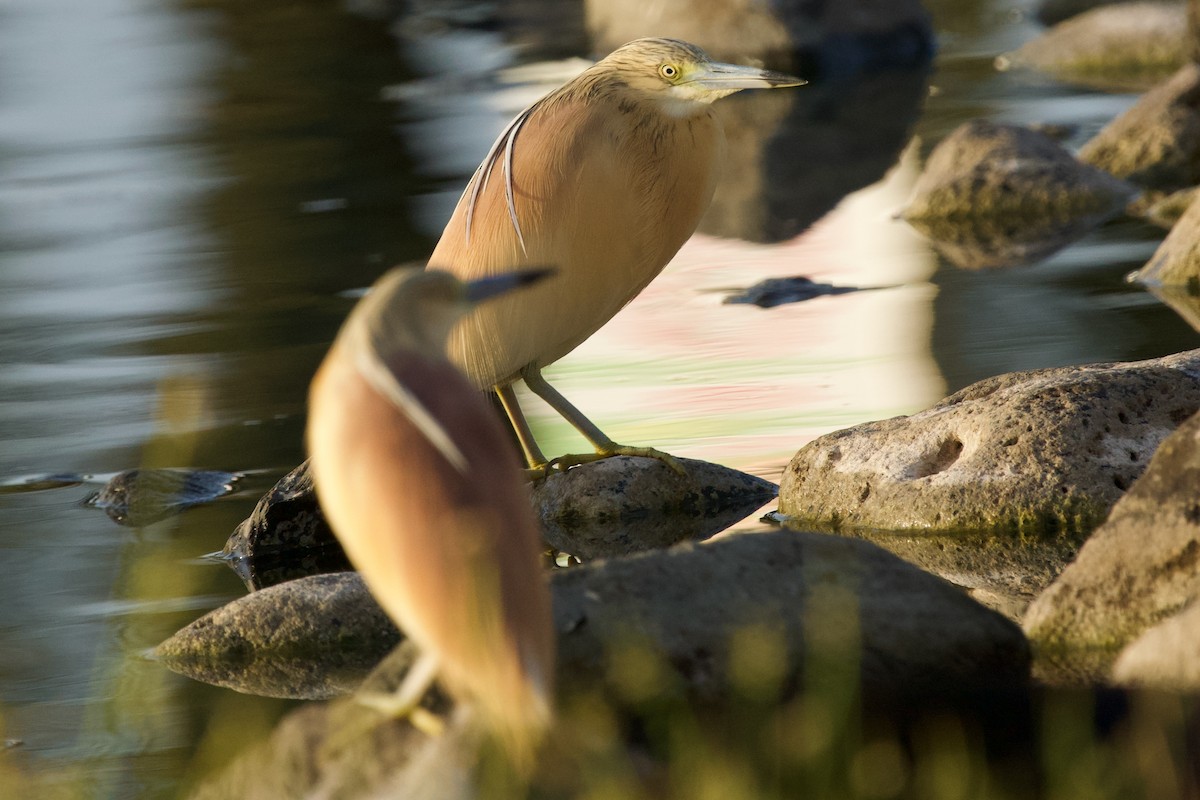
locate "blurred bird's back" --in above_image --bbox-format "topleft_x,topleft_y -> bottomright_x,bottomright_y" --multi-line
306,269 -> 555,768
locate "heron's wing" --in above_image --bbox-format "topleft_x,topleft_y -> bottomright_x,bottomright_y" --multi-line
463,100 -> 543,253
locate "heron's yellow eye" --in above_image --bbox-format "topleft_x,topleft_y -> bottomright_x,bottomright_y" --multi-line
659,63 -> 679,81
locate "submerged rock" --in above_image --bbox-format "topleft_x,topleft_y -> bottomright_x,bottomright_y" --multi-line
999,2 -> 1188,91
780,350 -> 1200,539
1079,63 -> 1200,191
1023,410 -> 1200,671
155,572 -> 404,699
900,121 -> 1134,268
83,468 -> 242,526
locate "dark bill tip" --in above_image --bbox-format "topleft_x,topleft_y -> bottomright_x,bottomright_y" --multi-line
464,267 -> 556,303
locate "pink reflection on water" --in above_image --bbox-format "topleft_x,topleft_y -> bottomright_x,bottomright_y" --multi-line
525,160 -> 946,492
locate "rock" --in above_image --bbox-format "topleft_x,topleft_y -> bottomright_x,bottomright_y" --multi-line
778,352 -> 1200,614
585,0 -> 933,77
999,2 -> 1189,91
154,572 -> 404,699
1110,600 -> 1200,689
1131,188 -> 1200,286
166,530 -> 1029,704
1138,185 -> 1200,227
899,120 -> 1134,267
1079,63 -> 1200,191
533,456 -> 778,559
765,520 -> 1080,621
184,529 -> 1030,799
82,468 -> 242,527
1036,0 -> 1131,26
226,457 -> 778,587
223,462 -> 349,591
551,530 -> 1031,702
1023,409 -> 1200,669
780,351 -> 1200,538
1192,0 -> 1200,61
722,276 -> 861,308
900,120 -> 1136,228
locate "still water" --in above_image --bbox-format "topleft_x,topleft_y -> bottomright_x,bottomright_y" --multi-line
0,0 -> 1195,795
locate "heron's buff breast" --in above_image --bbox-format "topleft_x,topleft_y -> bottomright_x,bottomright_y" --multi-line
430,92 -> 724,388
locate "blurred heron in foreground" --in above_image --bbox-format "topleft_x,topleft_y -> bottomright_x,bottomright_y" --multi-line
307,267 -> 556,771
429,38 -> 805,476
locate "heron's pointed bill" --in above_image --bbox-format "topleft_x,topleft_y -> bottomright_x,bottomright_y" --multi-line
687,62 -> 806,91
464,268 -> 556,304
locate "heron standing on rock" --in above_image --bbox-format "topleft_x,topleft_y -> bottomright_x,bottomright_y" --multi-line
307,267 -> 556,771
429,37 -> 804,476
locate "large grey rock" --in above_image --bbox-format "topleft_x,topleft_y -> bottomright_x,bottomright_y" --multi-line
1111,600 -> 1200,689
999,2 -> 1189,91
780,351 -> 1200,538
900,121 -> 1135,268
1023,409 -> 1200,663
551,530 -> 1031,702
184,529 -> 1029,799
1080,63 -> 1200,191
165,530 -> 1029,702
1131,188 -> 1200,286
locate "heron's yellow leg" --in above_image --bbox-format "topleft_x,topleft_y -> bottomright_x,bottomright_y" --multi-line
355,652 -> 446,738
495,383 -> 549,472
520,365 -> 686,476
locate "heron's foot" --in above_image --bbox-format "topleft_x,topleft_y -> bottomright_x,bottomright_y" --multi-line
547,445 -> 687,476
523,463 -> 552,482
355,691 -> 446,738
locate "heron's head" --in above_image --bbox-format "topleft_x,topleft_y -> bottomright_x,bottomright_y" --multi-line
355,267 -> 555,358
599,38 -> 805,117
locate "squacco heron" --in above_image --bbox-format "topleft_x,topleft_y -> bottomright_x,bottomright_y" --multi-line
429,37 -> 804,475
307,266 -> 556,770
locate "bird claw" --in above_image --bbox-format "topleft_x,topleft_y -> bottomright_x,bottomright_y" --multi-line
539,445 -> 688,476
355,691 -> 446,738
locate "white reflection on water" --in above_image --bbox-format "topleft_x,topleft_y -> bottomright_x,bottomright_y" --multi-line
0,0 -> 231,781
0,0 -> 225,474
